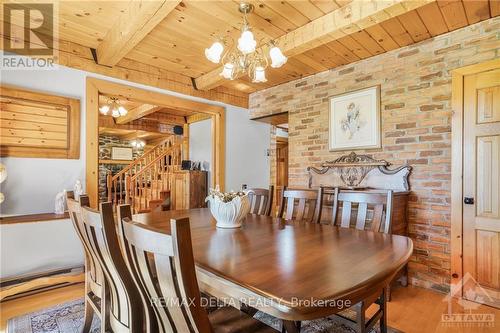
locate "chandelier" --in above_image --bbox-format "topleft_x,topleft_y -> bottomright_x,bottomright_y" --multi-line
204,2 -> 287,83
99,97 -> 128,118
130,139 -> 145,148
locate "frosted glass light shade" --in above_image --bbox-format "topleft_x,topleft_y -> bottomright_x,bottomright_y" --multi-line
99,105 -> 110,115
237,29 -> 256,54
118,106 -> 128,116
269,46 -> 287,68
205,41 -> 224,63
252,66 -> 267,83
220,62 -> 236,79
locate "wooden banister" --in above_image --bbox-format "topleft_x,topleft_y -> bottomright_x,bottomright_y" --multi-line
106,135 -> 182,212
128,142 -> 182,212
111,136 -> 176,183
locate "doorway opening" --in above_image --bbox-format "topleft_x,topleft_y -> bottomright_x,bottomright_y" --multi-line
86,78 -> 225,211
250,111 -> 289,213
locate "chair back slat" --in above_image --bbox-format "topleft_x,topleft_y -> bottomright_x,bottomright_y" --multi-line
278,187 -> 324,223
355,203 -> 368,230
332,190 -> 394,234
247,186 -> 273,216
252,195 -> 262,214
296,199 -> 306,221
80,202 -> 143,332
371,204 -> 384,233
66,192 -> 103,296
383,191 -> 393,234
285,196 -> 295,220
118,205 -> 212,333
340,201 -> 352,228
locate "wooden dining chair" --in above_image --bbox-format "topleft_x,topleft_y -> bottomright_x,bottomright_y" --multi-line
117,204 -> 279,333
247,186 -> 274,216
79,201 -> 145,333
66,192 -> 105,333
278,187 -> 324,223
331,189 -> 393,234
331,189 -> 394,333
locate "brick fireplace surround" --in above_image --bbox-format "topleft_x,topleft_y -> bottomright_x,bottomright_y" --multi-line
249,17 -> 500,293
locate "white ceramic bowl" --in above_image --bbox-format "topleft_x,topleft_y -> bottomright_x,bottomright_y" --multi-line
205,194 -> 250,228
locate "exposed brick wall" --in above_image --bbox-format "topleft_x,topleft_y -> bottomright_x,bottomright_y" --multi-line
249,18 -> 500,293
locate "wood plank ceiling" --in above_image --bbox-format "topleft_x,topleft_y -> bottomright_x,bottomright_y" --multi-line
3,0 -> 499,106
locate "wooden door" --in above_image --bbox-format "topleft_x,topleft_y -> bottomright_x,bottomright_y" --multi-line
276,139 -> 288,209
463,68 -> 500,308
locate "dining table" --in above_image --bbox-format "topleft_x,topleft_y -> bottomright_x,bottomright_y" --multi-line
133,207 -> 413,333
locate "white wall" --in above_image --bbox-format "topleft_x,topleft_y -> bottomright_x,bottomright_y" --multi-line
0,63 -> 270,278
1,68 -> 87,215
0,219 -> 84,279
189,119 -> 212,188
226,106 -> 270,191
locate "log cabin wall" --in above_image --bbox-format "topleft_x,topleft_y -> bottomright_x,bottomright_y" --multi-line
249,17 -> 500,293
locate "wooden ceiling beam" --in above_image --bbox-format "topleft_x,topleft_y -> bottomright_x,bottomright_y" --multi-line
186,113 -> 212,124
0,22 -> 248,108
194,0 -> 435,91
99,116 -> 176,134
96,0 -> 181,66
115,104 -> 164,124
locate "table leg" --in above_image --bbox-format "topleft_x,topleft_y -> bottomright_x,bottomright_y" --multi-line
282,320 -> 300,333
380,288 -> 388,333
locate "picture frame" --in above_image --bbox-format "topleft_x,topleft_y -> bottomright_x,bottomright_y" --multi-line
328,86 -> 381,151
111,146 -> 133,160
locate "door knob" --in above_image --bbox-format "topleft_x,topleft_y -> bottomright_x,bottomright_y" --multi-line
464,197 -> 474,205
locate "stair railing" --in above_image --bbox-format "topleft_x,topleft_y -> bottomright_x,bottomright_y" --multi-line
127,141 -> 182,212
106,135 -> 179,206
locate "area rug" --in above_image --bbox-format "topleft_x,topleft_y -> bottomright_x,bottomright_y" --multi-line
7,299 -> 100,333
8,299 -> 402,333
255,311 -> 402,333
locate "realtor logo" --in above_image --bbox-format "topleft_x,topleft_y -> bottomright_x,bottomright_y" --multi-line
1,2 -> 58,69
441,273 -> 495,328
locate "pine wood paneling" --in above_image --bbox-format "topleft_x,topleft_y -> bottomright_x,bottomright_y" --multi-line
5,1 -> 497,96
416,2 -> 449,36
338,35 -> 373,59
438,0 -> 469,31
364,24 -> 400,52
398,10 -> 431,42
462,0 -> 491,24
325,40 -> 360,63
380,17 -> 414,47
350,30 -> 385,56
0,86 -> 80,159
492,0 -> 500,16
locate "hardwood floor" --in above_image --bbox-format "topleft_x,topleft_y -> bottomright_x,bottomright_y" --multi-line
0,283 -> 499,333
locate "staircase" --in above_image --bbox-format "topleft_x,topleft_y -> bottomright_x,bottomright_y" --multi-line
106,135 -> 182,212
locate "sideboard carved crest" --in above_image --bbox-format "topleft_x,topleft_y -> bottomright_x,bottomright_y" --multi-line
307,152 -> 412,191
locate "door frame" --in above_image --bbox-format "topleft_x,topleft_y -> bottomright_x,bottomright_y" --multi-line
450,58 -> 500,297
86,77 -> 225,208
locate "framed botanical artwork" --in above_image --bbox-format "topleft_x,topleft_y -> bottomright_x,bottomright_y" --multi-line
329,86 -> 381,151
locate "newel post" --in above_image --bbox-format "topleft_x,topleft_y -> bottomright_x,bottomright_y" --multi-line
106,171 -> 112,203
125,174 -> 131,205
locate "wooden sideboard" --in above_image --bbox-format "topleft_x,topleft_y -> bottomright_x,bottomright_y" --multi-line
308,152 -> 412,289
171,170 -> 208,210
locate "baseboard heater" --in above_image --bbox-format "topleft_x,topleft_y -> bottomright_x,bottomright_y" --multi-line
0,266 -> 84,302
